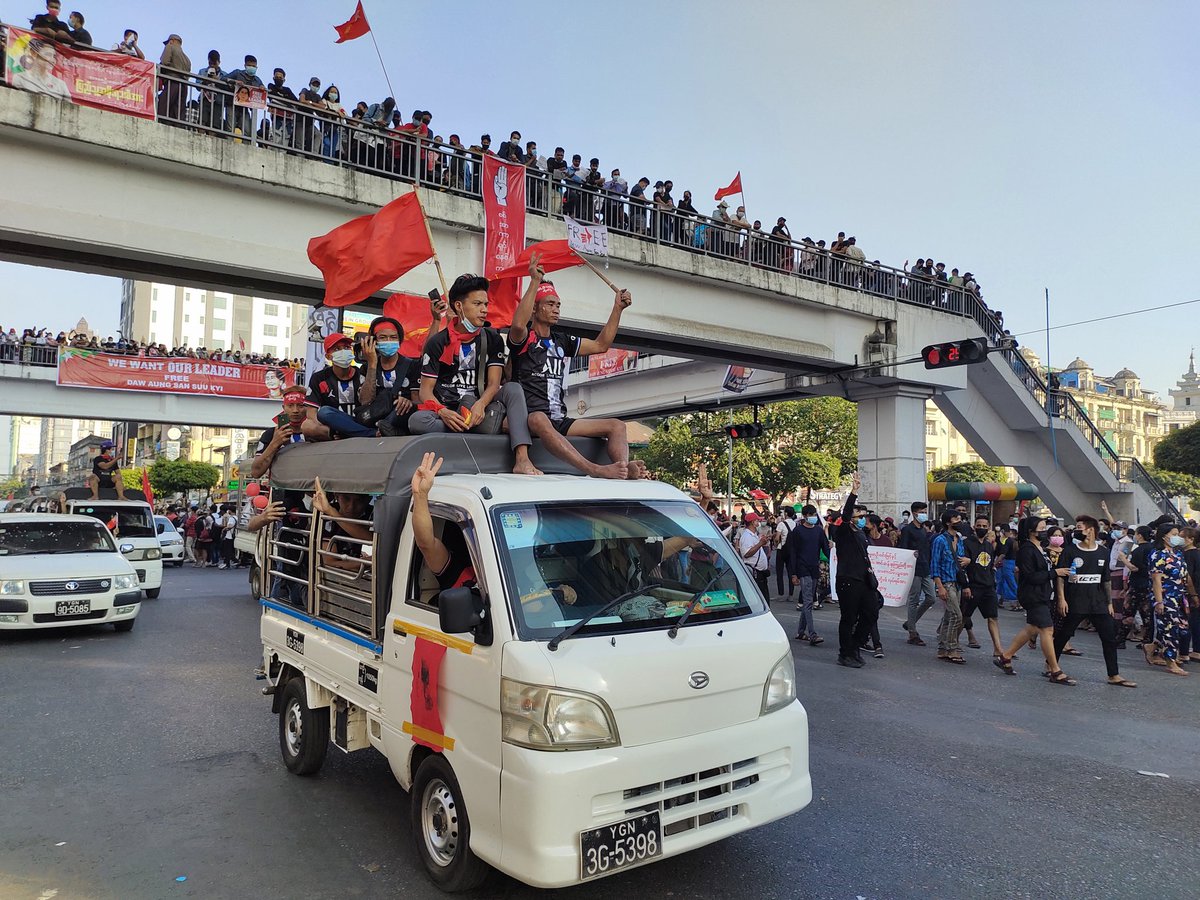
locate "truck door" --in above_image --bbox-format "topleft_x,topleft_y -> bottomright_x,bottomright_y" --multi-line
381,501 -> 504,853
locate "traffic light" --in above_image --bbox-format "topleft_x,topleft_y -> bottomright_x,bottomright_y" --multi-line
921,337 -> 989,369
724,423 -> 765,440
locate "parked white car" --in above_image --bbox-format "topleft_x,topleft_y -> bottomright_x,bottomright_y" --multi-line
155,515 -> 185,567
0,514 -> 142,632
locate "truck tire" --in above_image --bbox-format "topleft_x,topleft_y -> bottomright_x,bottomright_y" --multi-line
114,618 -> 135,633
279,678 -> 329,776
411,754 -> 490,892
249,562 -> 261,601
144,588 -> 161,600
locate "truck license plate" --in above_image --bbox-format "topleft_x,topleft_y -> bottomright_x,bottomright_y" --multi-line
55,600 -> 91,616
580,811 -> 661,880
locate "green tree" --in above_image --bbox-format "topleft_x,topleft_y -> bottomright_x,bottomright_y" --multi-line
1153,424 -> 1200,477
0,475 -> 26,498
765,397 -> 858,474
928,461 -> 1008,484
120,467 -> 145,495
1145,467 -> 1200,499
635,416 -> 756,494
150,459 -> 221,496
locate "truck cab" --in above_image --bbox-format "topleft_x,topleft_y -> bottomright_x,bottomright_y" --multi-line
257,435 -> 811,891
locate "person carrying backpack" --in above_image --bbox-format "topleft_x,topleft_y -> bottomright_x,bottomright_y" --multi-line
194,509 -> 215,568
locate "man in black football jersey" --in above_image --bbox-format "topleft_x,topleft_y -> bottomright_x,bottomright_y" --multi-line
409,274 -> 540,475
507,256 -> 644,479
304,332 -> 373,439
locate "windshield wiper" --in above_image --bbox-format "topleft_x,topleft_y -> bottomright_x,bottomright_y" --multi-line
668,570 -> 729,639
547,582 -> 664,651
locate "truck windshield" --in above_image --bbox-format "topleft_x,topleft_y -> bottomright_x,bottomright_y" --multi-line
0,521 -> 117,556
492,500 -> 762,640
71,504 -> 156,539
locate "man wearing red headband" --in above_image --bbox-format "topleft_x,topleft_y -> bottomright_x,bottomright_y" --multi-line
250,383 -> 319,478
507,256 -> 644,479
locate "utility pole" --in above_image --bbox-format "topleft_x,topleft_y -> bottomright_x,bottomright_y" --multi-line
727,410 -> 734,516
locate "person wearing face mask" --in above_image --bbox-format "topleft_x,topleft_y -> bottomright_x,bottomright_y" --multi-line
410,274 -> 540,476
320,85 -> 347,159
224,54 -> 264,137
900,500 -> 936,646
1108,522 -> 1135,647
1049,515 -> 1136,687
296,76 -> 324,153
959,515 -> 1004,659
265,67 -> 297,148
1039,526 -> 1079,657
786,503 -> 830,645
303,332 -> 374,440
930,510 -> 969,663
1147,523 -> 1190,677
997,523 -> 1020,611
831,473 -> 875,668
357,315 -> 425,436
994,517 -> 1074,683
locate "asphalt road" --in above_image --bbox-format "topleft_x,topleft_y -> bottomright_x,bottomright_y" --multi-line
1,567 -> 1197,900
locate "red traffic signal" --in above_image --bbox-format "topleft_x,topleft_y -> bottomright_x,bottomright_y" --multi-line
921,338 -> 988,369
725,423 -> 765,440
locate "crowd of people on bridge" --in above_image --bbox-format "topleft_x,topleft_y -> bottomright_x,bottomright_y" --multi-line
5,2 -> 999,318
0,325 -> 305,371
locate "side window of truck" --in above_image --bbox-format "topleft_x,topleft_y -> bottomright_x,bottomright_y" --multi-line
407,514 -> 474,612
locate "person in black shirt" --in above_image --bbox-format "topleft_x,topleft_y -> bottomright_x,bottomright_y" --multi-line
306,332 -> 376,439
900,500 -> 935,645
1125,526 -> 1155,657
1052,515 -> 1136,687
266,67 -> 297,147
410,274 -> 538,475
960,514 -> 1003,657
507,256 -> 641,480
362,316 -> 423,437
250,384 -> 317,478
66,11 -> 91,47
88,439 -> 127,500
832,473 -> 875,668
31,1 -> 73,43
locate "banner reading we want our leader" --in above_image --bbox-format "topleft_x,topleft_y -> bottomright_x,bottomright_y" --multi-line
57,348 -> 297,401
4,25 -> 156,119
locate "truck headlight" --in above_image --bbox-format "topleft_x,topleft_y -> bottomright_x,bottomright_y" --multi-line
501,678 -> 619,750
114,574 -> 139,591
761,653 -> 797,715
0,580 -> 24,595
145,548 -> 162,560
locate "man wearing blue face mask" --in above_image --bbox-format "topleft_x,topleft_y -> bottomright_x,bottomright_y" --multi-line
786,503 -> 830,645
831,473 -> 875,668
224,54 -> 264,136
362,315 -> 422,436
900,500 -> 936,646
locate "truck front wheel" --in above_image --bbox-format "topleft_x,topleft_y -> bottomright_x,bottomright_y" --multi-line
411,754 -> 490,892
278,678 -> 329,776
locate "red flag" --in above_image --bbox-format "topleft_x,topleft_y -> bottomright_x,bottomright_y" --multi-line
383,292 -> 446,357
714,172 -> 742,201
408,637 -> 448,750
307,192 -> 435,308
482,155 -> 527,328
141,468 -> 154,504
238,336 -> 245,351
334,1 -> 371,43
486,240 -> 586,329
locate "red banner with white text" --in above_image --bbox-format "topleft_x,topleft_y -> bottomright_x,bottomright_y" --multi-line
4,26 -> 156,119
56,348 -> 297,400
482,154 -> 526,281
587,349 -> 639,379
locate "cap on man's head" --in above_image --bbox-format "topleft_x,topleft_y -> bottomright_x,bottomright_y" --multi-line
100,440 -> 114,449
744,512 -> 761,522
718,199 -> 729,208
164,33 -> 182,44
323,332 -> 352,355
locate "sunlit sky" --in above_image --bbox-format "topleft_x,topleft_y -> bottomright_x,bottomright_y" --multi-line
2,0 -> 1198,399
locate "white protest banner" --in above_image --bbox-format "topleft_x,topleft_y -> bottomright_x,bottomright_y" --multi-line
565,216 -> 609,257
829,545 -> 916,607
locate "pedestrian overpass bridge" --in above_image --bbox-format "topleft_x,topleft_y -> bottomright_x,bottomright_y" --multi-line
0,87 -> 1176,522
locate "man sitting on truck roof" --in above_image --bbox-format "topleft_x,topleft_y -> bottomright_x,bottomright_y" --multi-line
250,384 -> 320,478
410,274 -> 541,476
365,315 -> 422,437
89,440 -> 126,500
507,254 -> 647,480
303,332 -> 375,440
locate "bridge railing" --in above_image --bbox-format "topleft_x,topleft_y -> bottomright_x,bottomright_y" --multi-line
0,343 -> 57,366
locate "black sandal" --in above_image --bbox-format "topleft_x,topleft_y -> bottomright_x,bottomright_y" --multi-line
993,655 -> 1015,675
1047,670 -> 1077,686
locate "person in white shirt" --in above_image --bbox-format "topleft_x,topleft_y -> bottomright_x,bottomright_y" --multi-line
739,512 -> 771,601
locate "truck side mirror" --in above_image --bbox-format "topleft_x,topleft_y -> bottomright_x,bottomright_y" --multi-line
438,587 -> 492,646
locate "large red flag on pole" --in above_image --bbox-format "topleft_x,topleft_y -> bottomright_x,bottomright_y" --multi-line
334,1 -> 371,43
307,192 -> 435,308
485,240 -> 587,329
714,172 -> 743,201
482,155 -> 527,328
141,468 -> 154,505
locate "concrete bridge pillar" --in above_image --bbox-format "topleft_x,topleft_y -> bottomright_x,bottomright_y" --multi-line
853,384 -> 933,521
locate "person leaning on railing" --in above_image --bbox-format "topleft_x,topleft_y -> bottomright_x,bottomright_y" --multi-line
157,33 -> 191,123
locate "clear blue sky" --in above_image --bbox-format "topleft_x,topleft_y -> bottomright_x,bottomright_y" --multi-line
2,0 -> 1198,395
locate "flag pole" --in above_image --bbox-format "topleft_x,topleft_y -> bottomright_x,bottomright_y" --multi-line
412,190 -> 449,298
576,253 -> 620,294
366,23 -> 396,100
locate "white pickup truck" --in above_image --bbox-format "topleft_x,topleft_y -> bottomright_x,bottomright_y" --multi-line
0,513 -> 143,631
256,435 -> 811,892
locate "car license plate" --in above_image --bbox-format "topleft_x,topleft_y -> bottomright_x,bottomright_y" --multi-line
580,811 -> 662,880
55,599 -> 91,616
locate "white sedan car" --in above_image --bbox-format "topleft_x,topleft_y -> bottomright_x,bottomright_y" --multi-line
154,515 -> 186,567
